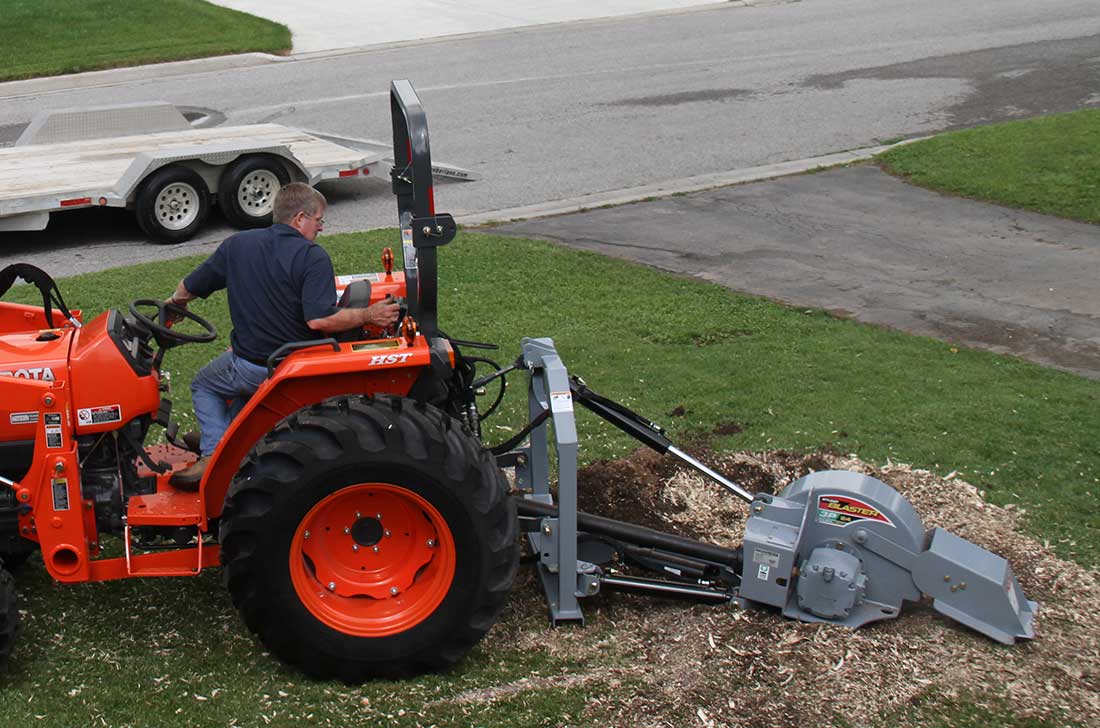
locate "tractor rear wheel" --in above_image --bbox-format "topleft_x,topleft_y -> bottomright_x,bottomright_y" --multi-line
218,395 -> 517,681
0,566 -> 18,666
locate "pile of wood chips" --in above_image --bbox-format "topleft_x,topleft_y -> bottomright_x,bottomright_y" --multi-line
481,449 -> 1100,727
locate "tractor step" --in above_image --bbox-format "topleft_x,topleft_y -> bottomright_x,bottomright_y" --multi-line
126,490 -> 203,526
123,490 -> 207,576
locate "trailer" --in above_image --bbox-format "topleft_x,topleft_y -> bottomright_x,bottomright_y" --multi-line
0,102 -> 387,244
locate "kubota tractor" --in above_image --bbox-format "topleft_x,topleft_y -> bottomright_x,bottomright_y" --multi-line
0,81 -> 1037,682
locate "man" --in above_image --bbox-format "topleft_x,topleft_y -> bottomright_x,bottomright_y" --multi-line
166,182 -> 399,489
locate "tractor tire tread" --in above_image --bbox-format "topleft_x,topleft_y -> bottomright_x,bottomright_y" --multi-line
219,394 -> 517,681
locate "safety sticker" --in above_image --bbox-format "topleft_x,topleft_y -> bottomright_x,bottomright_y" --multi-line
336,272 -> 381,285
9,411 -> 38,425
757,564 -> 771,581
44,413 -> 61,425
752,548 -> 781,568
550,391 -> 573,413
816,494 -> 895,528
77,404 -> 122,426
51,478 -> 70,511
45,425 -> 63,449
401,228 -> 418,270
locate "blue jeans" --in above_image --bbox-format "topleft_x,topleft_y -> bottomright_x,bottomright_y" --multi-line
190,350 -> 269,456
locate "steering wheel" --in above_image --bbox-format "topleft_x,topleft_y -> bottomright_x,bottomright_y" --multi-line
128,298 -> 218,348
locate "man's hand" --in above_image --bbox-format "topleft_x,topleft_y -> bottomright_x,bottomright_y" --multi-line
307,297 -> 402,334
364,298 -> 400,328
163,295 -> 187,326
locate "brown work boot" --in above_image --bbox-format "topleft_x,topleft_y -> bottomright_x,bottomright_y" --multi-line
169,456 -> 210,492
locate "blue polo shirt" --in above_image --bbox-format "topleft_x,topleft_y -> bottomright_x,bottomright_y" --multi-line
184,224 -> 338,363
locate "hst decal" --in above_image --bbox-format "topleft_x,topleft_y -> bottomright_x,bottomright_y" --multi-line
368,353 -> 414,366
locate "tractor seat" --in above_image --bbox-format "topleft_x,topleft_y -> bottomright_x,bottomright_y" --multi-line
334,280 -> 371,343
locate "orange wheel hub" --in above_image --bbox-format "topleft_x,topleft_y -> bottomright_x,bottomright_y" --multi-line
289,483 -> 456,637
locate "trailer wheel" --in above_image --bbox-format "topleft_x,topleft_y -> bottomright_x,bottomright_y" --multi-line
219,395 -> 518,682
218,156 -> 290,229
135,166 -> 210,244
0,566 -> 18,666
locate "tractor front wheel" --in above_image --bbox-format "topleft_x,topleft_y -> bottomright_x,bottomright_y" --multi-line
218,395 -> 517,681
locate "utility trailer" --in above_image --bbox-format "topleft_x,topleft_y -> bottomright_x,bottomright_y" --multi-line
0,102 -> 386,243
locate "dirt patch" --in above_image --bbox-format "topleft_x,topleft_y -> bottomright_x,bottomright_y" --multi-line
482,449 -> 1100,727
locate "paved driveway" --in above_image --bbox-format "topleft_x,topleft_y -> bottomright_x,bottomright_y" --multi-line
492,164 -> 1100,378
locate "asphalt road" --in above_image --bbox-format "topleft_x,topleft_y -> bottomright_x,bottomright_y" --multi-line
0,0 -> 1098,275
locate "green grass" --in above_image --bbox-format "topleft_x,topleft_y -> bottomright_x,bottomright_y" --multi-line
879,109 -> 1100,223
3,229 -> 1097,726
0,0 -> 291,82
9,230 -> 1100,570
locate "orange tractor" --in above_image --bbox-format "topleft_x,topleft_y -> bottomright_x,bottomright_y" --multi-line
0,81 -> 1037,682
0,82 -> 516,681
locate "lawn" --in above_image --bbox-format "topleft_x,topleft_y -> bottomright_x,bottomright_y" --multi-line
879,108 -> 1100,223
0,0 -> 290,82
1,229 -> 1095,727
2,106 -> 1099,726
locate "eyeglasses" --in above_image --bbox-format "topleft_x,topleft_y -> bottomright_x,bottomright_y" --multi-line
299,211 -> 325,225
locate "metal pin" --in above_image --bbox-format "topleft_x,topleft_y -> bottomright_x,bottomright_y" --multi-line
353,544 -> 360,552
385,530 -> 391,538
390,587 -> 399,595
327,582 -> 336,591
372,545 -> 379,553
426,539 -> 436,548
343,527 -> 351,535
376,512 -> 383,519
303,531 -> 310,540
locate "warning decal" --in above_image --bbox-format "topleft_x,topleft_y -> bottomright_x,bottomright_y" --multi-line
77,404 -> 122,426
9,411 -> 38,425
45,426 -> 63,449
550,391 -> 573,414
816,494 -> 895,528
52,479 -> 69,511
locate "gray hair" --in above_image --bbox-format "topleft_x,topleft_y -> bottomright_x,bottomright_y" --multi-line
273,182 -> 326,225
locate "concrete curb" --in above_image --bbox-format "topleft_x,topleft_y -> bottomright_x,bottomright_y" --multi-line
0,53 -> 284,101
458,144 -> 900,227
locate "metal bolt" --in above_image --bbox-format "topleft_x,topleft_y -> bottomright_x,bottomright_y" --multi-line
355,511 -> 361,518
372,545 -> 379,553
426,539 -> 436,548
376,512 -> 383,520
752,503 -> 765,514
950,585 -> 958,593
343,527 -> 351,535
422,226 -> 431,235
542,523 -> 552,535
327,581 -> 336,591
353,544 -> 360,552
959,582 -> 967,590
943,575 -> 951,582
384,530 -> 391,538
390,587 -> 399,595
304,531 -> 310,540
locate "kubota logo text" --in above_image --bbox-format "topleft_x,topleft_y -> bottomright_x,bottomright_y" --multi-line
0,367 -> 56,381
368,354 -> 413,366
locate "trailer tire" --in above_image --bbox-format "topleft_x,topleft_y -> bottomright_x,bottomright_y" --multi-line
0,566 -> 19,667
135,166 -> 210,244
218,156 -> 290,229
219,394 -> 517,682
